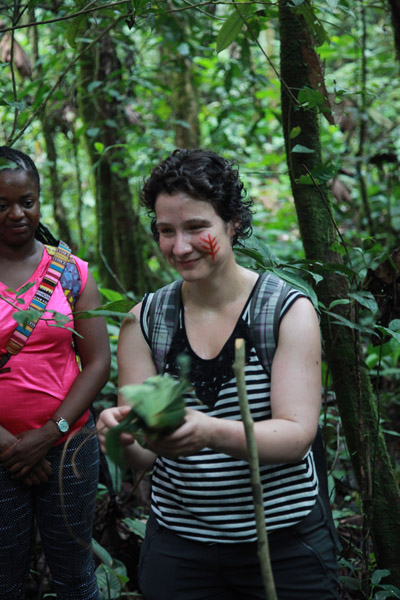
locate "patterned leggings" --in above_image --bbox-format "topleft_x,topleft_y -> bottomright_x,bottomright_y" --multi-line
0,420 -> 100,600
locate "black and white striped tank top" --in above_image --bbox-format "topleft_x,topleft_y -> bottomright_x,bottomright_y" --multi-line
140,288 -> 319,543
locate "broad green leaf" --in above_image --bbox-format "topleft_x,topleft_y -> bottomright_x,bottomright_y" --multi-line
106,371 -> 191,467
74,300 -> 135,320
94,142 -> 105,153
371,569 -> 391,586
216,3 -> 254,53
376,326 -> 400,344
100,288 -> 128,302
66,14 -> 89,49
298,87 -> 325,109
268,267 -> 319,308
292,144 -> 315,154
123,517 -> 147,539
12,308 -> 41,326
293,3 -> 329,46
340,575 -> 362,591
347,291 -> 378,313
92,538 -> 113,566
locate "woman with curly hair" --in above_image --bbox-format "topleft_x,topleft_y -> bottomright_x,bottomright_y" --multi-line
97,148 -> 339,600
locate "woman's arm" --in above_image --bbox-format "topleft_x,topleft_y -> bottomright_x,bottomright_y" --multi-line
0,271 -> 111,478
97,302 -> 157,471
146,298 -> 322,465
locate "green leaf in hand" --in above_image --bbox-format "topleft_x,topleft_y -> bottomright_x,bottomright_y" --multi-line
106,372 -> 191,468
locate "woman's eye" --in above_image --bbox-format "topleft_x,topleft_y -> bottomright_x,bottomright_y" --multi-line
23,199 -> 34,208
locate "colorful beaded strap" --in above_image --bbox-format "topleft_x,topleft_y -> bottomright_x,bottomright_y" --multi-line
0,240 -> 71,372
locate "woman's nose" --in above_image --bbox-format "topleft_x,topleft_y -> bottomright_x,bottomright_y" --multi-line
8,203 -> 24,219
173,232 -> 191,255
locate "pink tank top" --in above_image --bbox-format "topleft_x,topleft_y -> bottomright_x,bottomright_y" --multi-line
0,246 -> 89,440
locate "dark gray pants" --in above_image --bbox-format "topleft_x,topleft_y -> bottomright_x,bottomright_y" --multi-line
139,497 -> 340,600
0,420 -> 100,600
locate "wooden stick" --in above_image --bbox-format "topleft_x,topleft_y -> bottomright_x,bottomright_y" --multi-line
233,338 -> 278,600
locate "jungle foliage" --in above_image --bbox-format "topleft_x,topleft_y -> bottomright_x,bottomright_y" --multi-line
1,1 -> 400,598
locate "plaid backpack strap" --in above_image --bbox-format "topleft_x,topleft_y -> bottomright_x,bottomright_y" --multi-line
146,279 -> 183,374
249,272 -> 292,376
5,240 -> 71,358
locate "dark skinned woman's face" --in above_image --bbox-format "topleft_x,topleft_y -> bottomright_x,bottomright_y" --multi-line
0,169 -> 40,247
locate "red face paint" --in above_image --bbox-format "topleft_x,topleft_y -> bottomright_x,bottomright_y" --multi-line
33,214 -> 40,223
200,234 -> 221,261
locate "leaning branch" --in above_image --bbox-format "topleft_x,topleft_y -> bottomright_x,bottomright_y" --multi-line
233,338 -> 277,600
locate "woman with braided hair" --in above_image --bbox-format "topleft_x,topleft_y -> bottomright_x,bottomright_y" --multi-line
0,146 -> 110,599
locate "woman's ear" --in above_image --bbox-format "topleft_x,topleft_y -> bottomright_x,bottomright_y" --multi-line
230,219 -> 241,238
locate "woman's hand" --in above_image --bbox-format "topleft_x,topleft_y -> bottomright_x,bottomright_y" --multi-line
145,408 -> 213,458
96,405 -> 135,454
21,459 -> 53,486
0,427 -> 57,479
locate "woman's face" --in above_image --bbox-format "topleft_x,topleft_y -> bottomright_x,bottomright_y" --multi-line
155,191 -> 236,282
0,169 -> 40,247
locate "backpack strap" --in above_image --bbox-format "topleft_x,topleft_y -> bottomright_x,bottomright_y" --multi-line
146,279 -> 183,374
248,272 -> 292,375
0,240 -> 71,373
45,244 -> 81,312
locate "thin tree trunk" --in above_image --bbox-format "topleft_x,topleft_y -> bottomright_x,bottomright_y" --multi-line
29,6 -> 72,247
77,31 -> 161,295
278,0 -> 400,584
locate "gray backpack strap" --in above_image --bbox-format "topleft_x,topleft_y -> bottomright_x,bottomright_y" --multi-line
249,272 -> 292,376
146,279 -> 183,374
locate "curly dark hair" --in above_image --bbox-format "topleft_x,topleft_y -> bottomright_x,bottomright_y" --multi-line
0,146 -> 59,246
141,148 -> 253,246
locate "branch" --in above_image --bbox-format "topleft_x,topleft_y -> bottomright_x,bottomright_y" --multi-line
233,338 -> 277,600
9,13 -> 126,146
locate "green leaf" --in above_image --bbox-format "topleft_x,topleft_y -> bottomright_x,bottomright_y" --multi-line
371,569 -> 391,586
106,372 -> 191,467
94,142 -> 105,153
100,288 -> 128,302
12,308 -> 41,326
340,575 -> 362,591
325,311 -> 377,336
290,126 -> 301,139
216,3 -> 254,53
123,517 -> 147,539
268,267 -> 319,308
66,14 -> 89,49
74,299 -> 135,320
293,3 -> 329,46
348,291 -> 378,313
292,144 -> 315,154
376,326 -> 400,344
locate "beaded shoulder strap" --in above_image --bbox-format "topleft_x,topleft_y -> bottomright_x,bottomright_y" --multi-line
0,240 -> 71,373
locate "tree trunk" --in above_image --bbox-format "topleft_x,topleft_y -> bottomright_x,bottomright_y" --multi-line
41,118 -> 73,248
78,31 -> 161,295
28,5 -> 72,247
278,0 -> 400,584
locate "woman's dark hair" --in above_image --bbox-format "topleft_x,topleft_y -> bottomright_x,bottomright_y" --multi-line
0,146 -> 58,246
141,149 -> 253,246
0,145 -> 40,192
